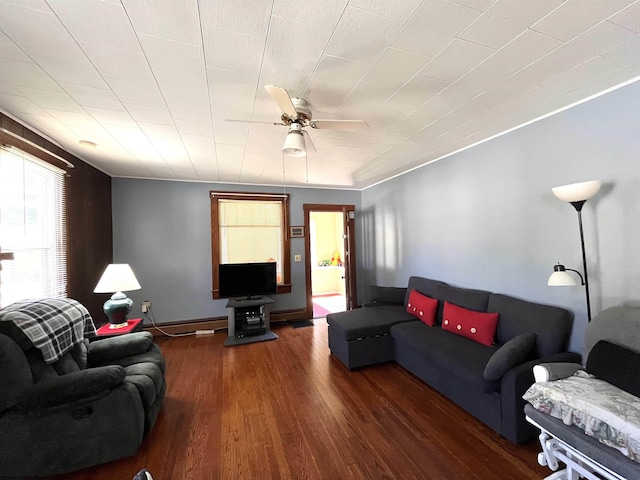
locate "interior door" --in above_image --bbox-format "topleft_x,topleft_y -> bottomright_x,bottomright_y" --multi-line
303,204 -> 357,318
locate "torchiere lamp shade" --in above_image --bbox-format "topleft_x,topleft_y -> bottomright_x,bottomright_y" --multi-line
552,180 -> 602,203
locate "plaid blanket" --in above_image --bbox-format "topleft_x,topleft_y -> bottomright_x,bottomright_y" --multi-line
0,298 -> 96,364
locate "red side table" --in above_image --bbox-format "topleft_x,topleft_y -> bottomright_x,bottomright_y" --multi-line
96,318 -> 144,337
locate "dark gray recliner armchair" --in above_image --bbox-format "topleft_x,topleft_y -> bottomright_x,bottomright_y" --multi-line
0,299 -> 166,478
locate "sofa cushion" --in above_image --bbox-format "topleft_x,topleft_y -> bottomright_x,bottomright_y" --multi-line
368,285 -> 407,305
483,332 -> 536,380
391,321 -> 500,393
406,290 -> 438,326
587,341 -> 640,398
327,306 -> 415,341
487,293 -> 571,357
404,276 -> 448,307
442,301 -> 499,347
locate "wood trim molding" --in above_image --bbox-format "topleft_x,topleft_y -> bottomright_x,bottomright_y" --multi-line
142,308 -> 307,337
0,127 -> 74,170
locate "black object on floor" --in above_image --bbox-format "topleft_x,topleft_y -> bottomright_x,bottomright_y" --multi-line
290,320 -> 314,329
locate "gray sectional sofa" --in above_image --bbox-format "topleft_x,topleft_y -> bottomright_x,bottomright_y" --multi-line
327,276 -> 579,444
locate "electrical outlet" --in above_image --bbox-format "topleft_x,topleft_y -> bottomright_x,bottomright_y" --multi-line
142,300 -> 151,313
294,254 -> 302,262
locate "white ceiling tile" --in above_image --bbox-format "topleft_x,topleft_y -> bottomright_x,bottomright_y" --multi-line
106,78 -> 165,108
499,62 -> 563,94
332,82 -> 388,119
541,56 -> 626,93
181,133 -> 217,163
0,93 -> 48,115
122,0 -> 201,45
16,87 -> 83,111
414,94 -> 467,118
124,103 -> 174,125
419,38 -> 495,83
272,0 -> 348,28
531,0 -> 635,42
47,0 -> 139,50
387,113 -> 435,135
257,62 -> 312,99
44,109 -> 102,128
392,0 -> 481,57
304,55 -> 369,112
265,16 -> 332,72
603,35 -> 640,66
149,136 -> 189,163
138,35 -> 205,80
362,47 -> 430,93
0,59 -> 61,91
325,6 -> 403,64
347,0 -> 422,22
538,21 -> 635,70
215,132 -> 248,146
459,0 -> 564,49
599,62 -> 640,86
59,83 -> 123,110
175,119 -> 213,137
84,106 -> 138,127
203,26 -> 265,76
438,69 -> 505,101
390,76 -> 449,106
477,29 -> 563,77
82,45 -> 155,84
449,0 -> 495,12
0,3 -> 67,52
199,0 -> 272,38
101,124 -> 164,162
139,122 -> 180,138
370,100 -> 415,123
26,48 -> 107,88
0,30 -> 31,62
609,1 -> 640,34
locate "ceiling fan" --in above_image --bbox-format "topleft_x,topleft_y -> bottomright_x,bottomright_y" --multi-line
232,85 -> 368,157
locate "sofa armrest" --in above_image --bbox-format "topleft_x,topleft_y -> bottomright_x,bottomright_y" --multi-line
499,351 -> 582,443
18,365 -> 126,410
533,362 -> 583,383
88,331 -> 153,366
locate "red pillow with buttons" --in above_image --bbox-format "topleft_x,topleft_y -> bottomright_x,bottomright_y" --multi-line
441,301 -> 499,346
406,289 -> 438,326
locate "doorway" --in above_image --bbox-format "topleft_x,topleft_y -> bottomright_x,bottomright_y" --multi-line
303,204 -> 357,319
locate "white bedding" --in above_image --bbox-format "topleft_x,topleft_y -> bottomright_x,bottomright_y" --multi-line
523,370 -> 640,462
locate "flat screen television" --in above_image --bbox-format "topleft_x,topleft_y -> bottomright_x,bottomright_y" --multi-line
218,262 -> 277,299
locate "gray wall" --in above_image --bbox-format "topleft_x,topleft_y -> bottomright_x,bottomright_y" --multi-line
112,179 -> 360,323
361,80 -> 640,355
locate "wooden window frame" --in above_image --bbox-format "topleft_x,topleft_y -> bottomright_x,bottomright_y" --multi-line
210,191 -> 292,299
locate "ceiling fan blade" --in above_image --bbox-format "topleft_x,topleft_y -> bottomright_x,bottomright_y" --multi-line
265,85 -> 298,120
302,131 -> 316,153
225,119 -> 285,126
311,119 -> 368,130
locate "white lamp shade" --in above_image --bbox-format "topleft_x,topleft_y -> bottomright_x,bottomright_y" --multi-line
548,270 -> 577,286
282,131 -> 305,157
94,264 -> 141,293
552,180 -> 602,203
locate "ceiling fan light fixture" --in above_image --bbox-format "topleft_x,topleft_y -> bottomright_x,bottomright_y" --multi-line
282,129 -> 305,157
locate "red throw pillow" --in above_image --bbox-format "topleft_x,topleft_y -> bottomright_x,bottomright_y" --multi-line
406,290 -> 438,326
441,301 -> 499,346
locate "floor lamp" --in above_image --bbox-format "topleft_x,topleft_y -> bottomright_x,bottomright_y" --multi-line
548,180 -> 601,322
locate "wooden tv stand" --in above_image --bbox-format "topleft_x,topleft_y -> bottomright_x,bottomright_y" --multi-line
223,296 -> 278,346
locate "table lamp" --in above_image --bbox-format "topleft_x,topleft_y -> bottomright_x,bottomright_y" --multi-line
94,263 -> 141,328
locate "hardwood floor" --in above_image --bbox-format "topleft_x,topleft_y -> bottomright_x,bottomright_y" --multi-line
52,319 -> 547,480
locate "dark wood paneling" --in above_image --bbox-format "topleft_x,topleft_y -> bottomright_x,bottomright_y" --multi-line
0,113 -> 112,321
48,318 -> 547,480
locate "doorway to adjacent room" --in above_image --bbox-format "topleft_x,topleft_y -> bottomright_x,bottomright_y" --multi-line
303,204 -> 357,319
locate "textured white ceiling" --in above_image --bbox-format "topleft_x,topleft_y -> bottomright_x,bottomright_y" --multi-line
1,0 -> 639,189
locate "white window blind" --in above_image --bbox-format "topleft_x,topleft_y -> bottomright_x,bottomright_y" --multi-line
0,146 -> 67,307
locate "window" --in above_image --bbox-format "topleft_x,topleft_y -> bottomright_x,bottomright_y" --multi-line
0,146 -> 67,307
210,192 -> 291,298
